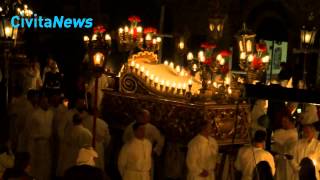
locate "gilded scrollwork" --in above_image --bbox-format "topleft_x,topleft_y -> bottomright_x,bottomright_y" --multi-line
101,91 -> 249,146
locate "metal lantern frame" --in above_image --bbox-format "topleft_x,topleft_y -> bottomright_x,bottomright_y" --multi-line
83,28 -> 112,75
300,25 -> 317,49
236,23 -> 256,71
209,16 -> 226,41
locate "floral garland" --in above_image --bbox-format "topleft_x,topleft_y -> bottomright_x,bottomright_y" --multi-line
143,27 -> 157,34
215,50 -> 231,77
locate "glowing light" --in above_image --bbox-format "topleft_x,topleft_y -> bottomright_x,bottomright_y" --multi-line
248,54 -> 254,62
124,26 -> 129,32
225,77 -> 231,85
145,34 -> 152,41
164,60 -> 169,66
130,61 -> 135,67
161,80 -> 165,85
175,65 -> 181,73
216,54 -> 223,61
240,52 -> 246,60
219,58 -> 225,65
150,74 -> 154,80
169,62 -> 174,69
228,87 -> 232,94
262,55 -> 270,63
188,79 -> 193,85
178,41 -> 185,50
140,66 -> 145,72
156,37 -> 162,43
83,35 -> 89,42
105,34 -> 111,41
137,26 -> 143,33
155,76 -> 159,83
187,52 -> 194,61
92,34 -> 97,41
192,64 -> 198,71
93,52 -> 104,67
135,63 -> 140,69
119,28 -> 124,34
198,51 -> 205,61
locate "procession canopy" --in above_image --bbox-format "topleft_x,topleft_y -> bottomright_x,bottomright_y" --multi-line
101,51 -> 250,146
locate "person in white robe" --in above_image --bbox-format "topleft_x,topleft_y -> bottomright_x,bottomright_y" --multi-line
123,109 -> 164,156
79,108 -> 111,171
235,130 -> 275,180
59,113 -> 93,176
25,61 -> 42,90
118,122 -> 152,180
26,96 -> 53,180
8,90 -> 38,152
250,99 -> 268,136
186,121 -> 219,180
272,111 -> 298,180
289,125 -> 320,180
72,97 -> 110,170
76,146 -> 98,166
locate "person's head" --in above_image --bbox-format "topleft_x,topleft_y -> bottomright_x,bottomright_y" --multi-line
133,123 -> 145,139
63,165 -> 105,180
14,152 -> 31,173
73,114 -> 83,126
39,95 -> 49,111
27,90 -> 39,107
199,121 -> 212,137
136,109 -> 150,124
253,161 -> 273,180
253,130 -> 266,148
75,97 -> 87,113
280,110 -> 294,129
302,125 -> 316,140
299,157 -> 317,180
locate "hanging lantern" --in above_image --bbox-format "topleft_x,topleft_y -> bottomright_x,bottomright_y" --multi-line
208,16 -> 226,40
300,26 -> 317,49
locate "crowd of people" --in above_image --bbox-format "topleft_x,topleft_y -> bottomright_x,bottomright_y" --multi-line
1,58 -> 320,180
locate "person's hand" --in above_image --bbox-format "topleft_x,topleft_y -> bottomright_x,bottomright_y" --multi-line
199,170 -> 209,177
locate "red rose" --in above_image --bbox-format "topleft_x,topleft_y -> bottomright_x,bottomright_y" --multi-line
256,43 -> 267,53
128,16 -> 141,23
220,50 -> 232,57
93,25 -> 106,33
220,65 -> 229,74
143,27 -> 157,34
203,57 -> 212,65
200,42 -> 216,49
252,57 -> 263,70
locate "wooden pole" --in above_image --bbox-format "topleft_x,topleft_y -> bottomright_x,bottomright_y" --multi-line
92,76 -> 98,148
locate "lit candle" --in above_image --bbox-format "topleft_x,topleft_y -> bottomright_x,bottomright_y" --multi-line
154,76 -> 159,89
177,83 -> 182,95
225,76 -> 230,85
171,82 -> 176,94
182,83 -> 187,95
213,82 -> 218,88
169,62 -> 174,69
150,74 -> 154,85
228,87 -> 232,94
179,70 -> 184,77
160,79 -> 165,92
165,81 -> 170,92
135,63 -> 140,74
208,80 -> 212,85
188,79 -> 192,92
145,70 -> 149,81
124,26 -> 129,33
137,26 -> 143,33
187,52 -> 194,61
192,64 -> 198,72
164,60 -> 169,66
140,66 -> 145,76
175,66 -> 181,73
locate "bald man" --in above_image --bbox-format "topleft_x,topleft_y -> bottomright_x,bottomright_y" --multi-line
123,109 -> 164,156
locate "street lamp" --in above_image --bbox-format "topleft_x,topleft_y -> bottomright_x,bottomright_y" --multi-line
83,25 -> 111,147
293,13 -> 318,89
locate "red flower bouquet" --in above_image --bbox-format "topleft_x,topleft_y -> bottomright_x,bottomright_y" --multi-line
128,16 -> 141,23
219,50 -> 232,57
143,27 -> 157,34
251,57 -> 263,70
93,25 -> 106,33
256,43 -> 267,53
200,42 -> 216,49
